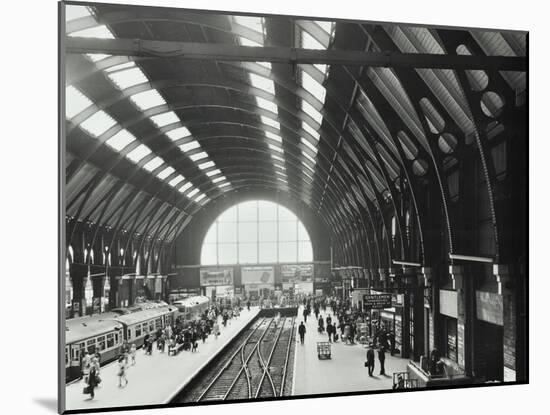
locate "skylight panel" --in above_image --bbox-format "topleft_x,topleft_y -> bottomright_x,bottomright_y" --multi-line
188,188 -> 200,198
268,143 -> 284,153
198,161 -> 215,170
301,100 -> 323,124
169,175 -> 185,187
195,193 -> 207,203
104,61 -> 135,73
143,156 -> 163,172
303,162 -> 315,174
240,37 -> 262,47
86,53 -> 111,62
250,73 -> 275,94
301,70 -> 327,103
130,89 -> 166,111
315,64 -> 328,75
180,140 -> 201,152
301,137 -> 318,153
107,67 -> 148,90
179,182 -> 193,193
315,21 -> 334,35
302,121 -> 320,140
256,96 -> 278,113
219,182 -> 230,188
275,170 -> 287,177
277,177 -> 287,183
303,151 -> 317,164
301,30 -> 325,50
126,144 -> 151,163
265,131 -> 282,143
167,127 -> 192,141
106,129 -> 136,151
261,116 -> 280,129
79,110 -> 116,137
212,176 -> 226,184
271,154 -> 284,163
66,86 -> 93,119
303,169 -> 314,180
150,111 -> 179,128
69,25 -> 114,39
157,166 -> 174,180
189,151 -> 208,162
66,5 -> 92,21
234,16 -> 264,34
257,62 -> 272,70
206,169 -> 221,177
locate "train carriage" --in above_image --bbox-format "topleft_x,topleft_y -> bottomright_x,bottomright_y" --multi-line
172,295 -> 210,321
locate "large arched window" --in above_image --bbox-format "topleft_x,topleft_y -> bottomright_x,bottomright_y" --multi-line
201,200 -> 313,265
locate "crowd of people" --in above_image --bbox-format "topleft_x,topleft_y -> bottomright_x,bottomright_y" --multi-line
80,302 -> 244,400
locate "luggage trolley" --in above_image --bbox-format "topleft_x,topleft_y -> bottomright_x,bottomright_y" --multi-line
317,342 -> 332,359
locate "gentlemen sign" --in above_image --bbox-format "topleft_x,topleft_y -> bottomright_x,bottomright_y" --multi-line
363,293 -> 392,309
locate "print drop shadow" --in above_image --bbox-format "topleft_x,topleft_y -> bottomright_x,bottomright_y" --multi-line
33,397 -> 57,413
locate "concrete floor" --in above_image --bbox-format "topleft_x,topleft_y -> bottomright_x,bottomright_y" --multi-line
292,306 -> 410,396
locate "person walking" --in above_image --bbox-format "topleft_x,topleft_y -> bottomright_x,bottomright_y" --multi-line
302,307 -> 308,323
130,343 -> 137,365
326,322 -> 334,342
81,350 -> 91,382
366,344 -> 375,377
378,346 -> 386,375
117,355 -> 128,388
85,363 -> 100,400
298,321 -> 306,344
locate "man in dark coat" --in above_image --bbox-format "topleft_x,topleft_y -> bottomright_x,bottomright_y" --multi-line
298,321 -> 306,344
378,346 -> 386,375
302,307 -> 308,323
366,344 -> 375,376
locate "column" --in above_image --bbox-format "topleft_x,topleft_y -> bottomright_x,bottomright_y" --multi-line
450,265 -> 474,377
69,263 -> 87,318
421,267 -> 434,359
495,264 -> 516,382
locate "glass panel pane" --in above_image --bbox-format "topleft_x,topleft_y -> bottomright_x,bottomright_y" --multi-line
297,221 -> 310,241
201,244 -> 217,265
298,241 -> 313,262
238,243 -> 257,264
278,205 -> 295,221
278,221 -> 297,241
259,222 -> 277,242
259,242 -> 277,263
218,244 -> 237,264
238,201 -> 258,221
203,223 -> 217,244
238,222 -> 258,243
218,206 -> 237,222
258,200 -> 277,221
218,222 -> 237,243
279,241 -> 297,263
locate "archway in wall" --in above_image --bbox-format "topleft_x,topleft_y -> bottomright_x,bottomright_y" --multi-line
200,200 -> 313,265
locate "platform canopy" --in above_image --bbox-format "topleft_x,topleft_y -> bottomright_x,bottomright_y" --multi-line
64,3 -> 527,250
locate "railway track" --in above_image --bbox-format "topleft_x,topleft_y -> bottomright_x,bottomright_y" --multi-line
174,315 -> 296,403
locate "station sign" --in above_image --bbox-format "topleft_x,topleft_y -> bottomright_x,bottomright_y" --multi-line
363,293 -> 392,309
200,267 -> 234,286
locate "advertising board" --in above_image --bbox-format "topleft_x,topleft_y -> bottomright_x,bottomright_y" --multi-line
241,266 -> 274,284
200,267 -> 234,286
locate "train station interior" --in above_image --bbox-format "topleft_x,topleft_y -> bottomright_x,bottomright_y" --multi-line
58,1 -> 528,412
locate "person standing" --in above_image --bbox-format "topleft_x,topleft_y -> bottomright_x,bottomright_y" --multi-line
366,344 -> 375,377
117,355 -> 128,387
378,346 -> 386,375
388,332 -> 396,356
302,307 -> 308,323
326,322 -> 334,342
298,321 -> 306,344
130,343 -> 137,365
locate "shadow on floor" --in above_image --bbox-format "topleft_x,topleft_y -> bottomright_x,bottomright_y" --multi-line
34,398 -> 57,413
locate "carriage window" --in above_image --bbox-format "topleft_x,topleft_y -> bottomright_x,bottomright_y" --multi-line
86,339 -> 96,353
149,321 -> 154,332
106,333 -> 114,348
65,347 -> 69,365
135,325 -> 142,337
155,318 -> 162,329
114,333 -> 119,344
97,336 -> 106,351
72,347 -> 80,361
127,328 -> 132,339
143,323 -> 149,333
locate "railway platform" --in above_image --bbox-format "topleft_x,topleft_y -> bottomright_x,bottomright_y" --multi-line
292,307 -> 410,396
65,307 -> 260,411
